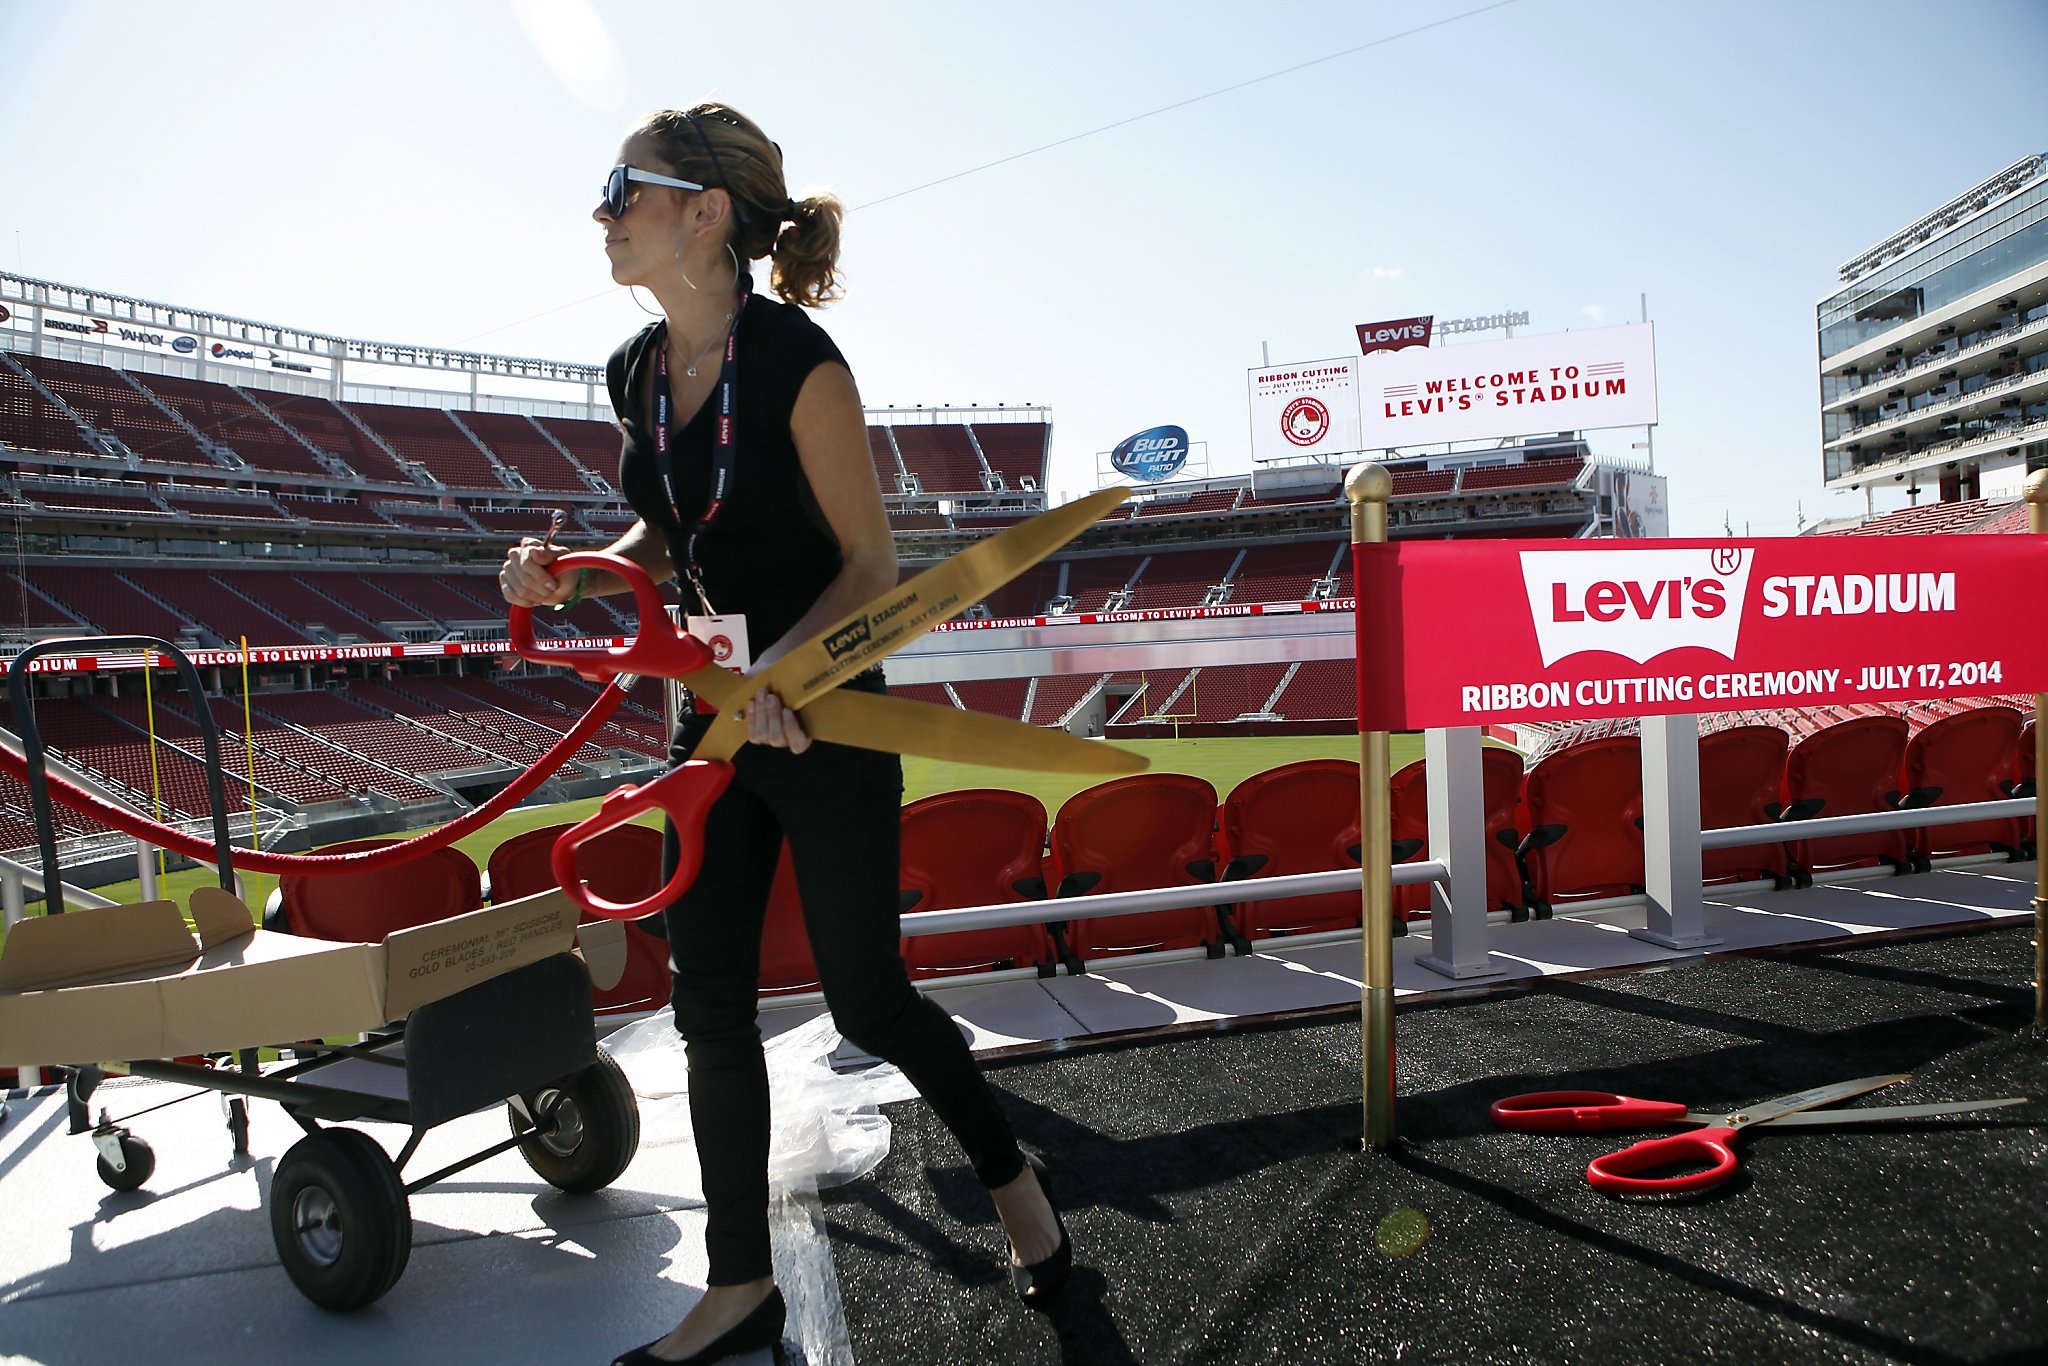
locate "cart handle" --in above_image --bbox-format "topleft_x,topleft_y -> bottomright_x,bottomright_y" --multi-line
553,760 -> 735,920
507,551 -> 714,681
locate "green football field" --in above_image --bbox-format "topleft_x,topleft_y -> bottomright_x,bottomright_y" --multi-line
74,732 -> 1427,920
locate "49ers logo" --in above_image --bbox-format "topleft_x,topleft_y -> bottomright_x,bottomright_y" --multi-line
1520,548 -> 1754,666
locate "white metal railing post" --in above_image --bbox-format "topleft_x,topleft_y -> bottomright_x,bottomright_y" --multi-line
1635,713 -> 1720,949
1416,726 -> 1507,979
135,837 -> 158,901
2,866 -> 24,929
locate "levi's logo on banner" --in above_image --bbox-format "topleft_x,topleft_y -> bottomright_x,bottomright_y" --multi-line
1356,315 -> 1433,356
1520,547 -> 1754,665
1353,536 -> 2048,730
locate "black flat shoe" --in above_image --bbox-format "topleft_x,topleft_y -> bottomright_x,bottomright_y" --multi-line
1010,1152 -> 1071,1308
611,1286 -> 786,1365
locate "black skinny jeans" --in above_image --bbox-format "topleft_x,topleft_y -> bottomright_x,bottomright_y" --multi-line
661,677 -> 1027,1285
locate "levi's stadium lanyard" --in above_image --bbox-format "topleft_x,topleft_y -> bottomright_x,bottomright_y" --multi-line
653,277 -> 749,616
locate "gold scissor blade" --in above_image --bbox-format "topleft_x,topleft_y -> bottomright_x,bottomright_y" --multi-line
686,484 -> 1131,761
797,690 -> 1149,774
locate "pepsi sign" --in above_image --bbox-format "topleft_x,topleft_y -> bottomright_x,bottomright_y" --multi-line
1110,425 -> 1189,483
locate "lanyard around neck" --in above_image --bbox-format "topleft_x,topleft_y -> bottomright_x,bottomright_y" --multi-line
653,279 -> 749,614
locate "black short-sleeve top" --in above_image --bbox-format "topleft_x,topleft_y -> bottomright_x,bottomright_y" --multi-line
608,292 -> 849,653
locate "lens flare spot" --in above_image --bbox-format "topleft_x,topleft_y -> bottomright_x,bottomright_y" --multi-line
1374,1207 -> 1429,1258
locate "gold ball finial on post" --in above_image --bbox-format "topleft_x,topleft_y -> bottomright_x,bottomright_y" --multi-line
1345,460 -> 1392,504
1345,461 -> 1391,546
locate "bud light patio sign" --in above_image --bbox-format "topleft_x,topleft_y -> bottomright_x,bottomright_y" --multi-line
1110,425 -> 1189,483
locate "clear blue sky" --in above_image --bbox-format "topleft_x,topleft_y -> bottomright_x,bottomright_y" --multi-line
4,0 -> 2044,535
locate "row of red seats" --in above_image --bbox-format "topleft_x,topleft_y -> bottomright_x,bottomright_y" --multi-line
1507,708 -> 2036,915
261,762 -> 1371,1009
248,709 -> 2040,1022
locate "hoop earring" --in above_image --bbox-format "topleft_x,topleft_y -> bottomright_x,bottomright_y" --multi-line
676,241 -> 742,294
628,285 -> 663,318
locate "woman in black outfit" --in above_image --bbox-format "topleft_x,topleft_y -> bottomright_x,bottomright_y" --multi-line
498,104 -> 1066,1366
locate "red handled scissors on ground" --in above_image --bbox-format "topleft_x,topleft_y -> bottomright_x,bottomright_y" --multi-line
1491,1076 -> 2026,1195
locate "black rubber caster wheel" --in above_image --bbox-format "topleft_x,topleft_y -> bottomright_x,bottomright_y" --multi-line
510,1048 -> 640,1193
226,1097 -> 251,1154
95,1132 -> 154,1192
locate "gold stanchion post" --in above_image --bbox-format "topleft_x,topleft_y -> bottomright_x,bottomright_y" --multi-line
1346,461 -> 1396,1147
2028,470 -> 2048,1030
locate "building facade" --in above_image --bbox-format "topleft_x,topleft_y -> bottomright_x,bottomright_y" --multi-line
1818,153 -> 2048,505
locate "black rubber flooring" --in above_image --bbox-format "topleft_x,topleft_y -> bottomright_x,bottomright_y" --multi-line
821,925 -> 2047,1364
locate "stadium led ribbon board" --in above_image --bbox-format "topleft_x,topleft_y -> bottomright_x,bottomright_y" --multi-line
1353,535 -> 2048,730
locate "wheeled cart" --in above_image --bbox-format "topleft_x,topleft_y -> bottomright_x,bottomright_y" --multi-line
5,636 -> 644,1310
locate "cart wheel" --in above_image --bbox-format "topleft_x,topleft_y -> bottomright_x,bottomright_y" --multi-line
510,1048 -> 640,1193
226,1097 -> 251,1155
270,1129 -> 412,1310
96,1134 -> 154,1192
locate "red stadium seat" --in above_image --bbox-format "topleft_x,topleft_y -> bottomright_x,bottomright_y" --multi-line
1388,750 -> 1529,919
1218,759 -> 1362,938
897,790 -> 1054,978
1781,715 -> 1911,879
277,837 -> 482,942
489,823 -> 672,1014
1388,758 -> 1430,922
1045,774 -> 1223,964
1699,725 -> 1792,886
1520,737 -> 1644,915
1901,706 -> 2027,863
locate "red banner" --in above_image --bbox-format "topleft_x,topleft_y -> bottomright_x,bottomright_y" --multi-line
1355,314 -> 1433,355
1354,536 -> 2048,730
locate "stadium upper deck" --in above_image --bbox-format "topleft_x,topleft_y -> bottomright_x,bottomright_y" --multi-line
0,271 -> 1649,650
0,272 -> 1664,863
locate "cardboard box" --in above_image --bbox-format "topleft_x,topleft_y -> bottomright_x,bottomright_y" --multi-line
0,886 -> 622,1069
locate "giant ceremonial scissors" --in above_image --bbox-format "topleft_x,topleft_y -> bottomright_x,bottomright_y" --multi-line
508,485 -> 1146,919
1490,1075 -> 2026,1195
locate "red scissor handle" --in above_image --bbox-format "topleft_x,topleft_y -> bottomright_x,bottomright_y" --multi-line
552,760 -> 735,920
508,550 -> 714,681
1490,1091 -> 1693,1133
1586,1125 -> 1741,1195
